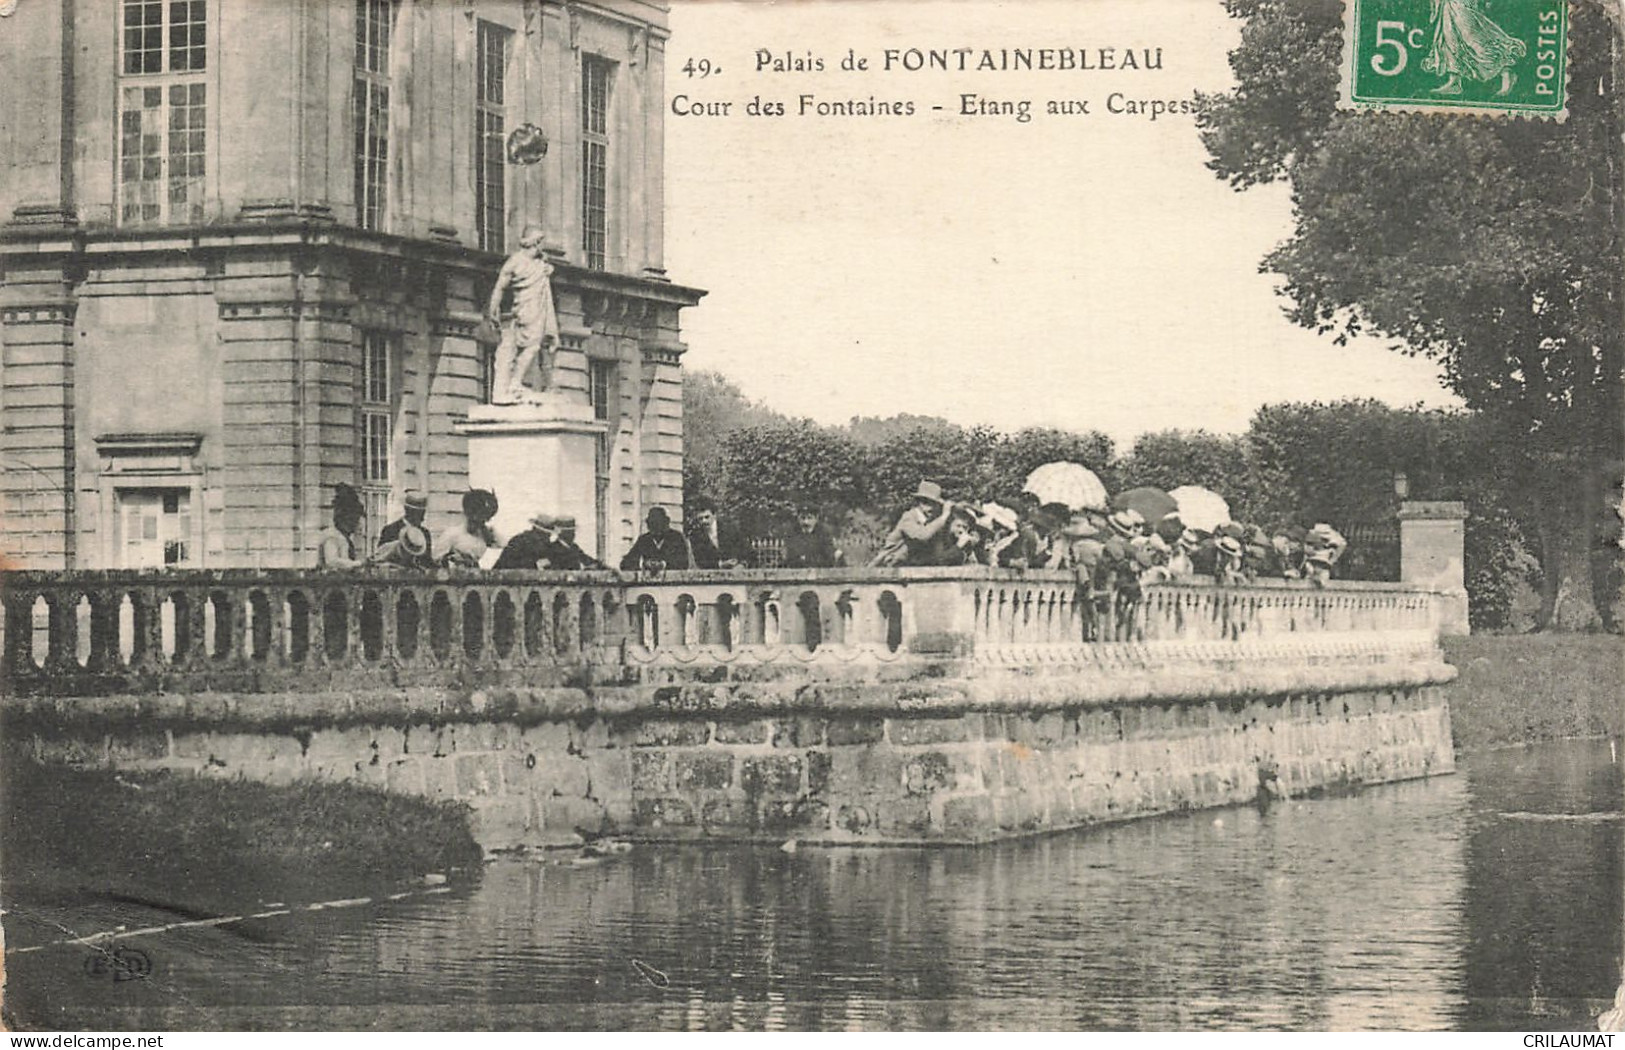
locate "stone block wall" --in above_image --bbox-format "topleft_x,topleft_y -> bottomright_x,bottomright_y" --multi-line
21,684 -> 1454,850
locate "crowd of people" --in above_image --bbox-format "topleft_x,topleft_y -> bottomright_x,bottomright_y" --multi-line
315,486 -> 841,574
317,484 -> 603,572
314,479 -> 1348,597
867,478 -> 1348,585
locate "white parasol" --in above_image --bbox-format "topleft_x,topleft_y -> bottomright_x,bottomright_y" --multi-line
1168,485 -> 1232,533
1022,462 -> 1109,512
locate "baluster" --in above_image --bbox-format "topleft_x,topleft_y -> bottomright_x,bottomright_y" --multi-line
3,590 -> 34,680
551,590 -> 574,660
760,590 -> 781,646
186,585 -> 209,667
520,587 -> 547,663
43,590 -> 75,677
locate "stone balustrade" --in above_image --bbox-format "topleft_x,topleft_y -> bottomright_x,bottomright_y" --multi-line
2,567 -> 1442,699
1,567 -> 1458,848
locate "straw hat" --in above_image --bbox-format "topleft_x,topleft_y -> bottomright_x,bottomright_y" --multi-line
912,480 -> 945,504
1108,509 -> 1145,538
397,523 -> 428,557
981,502 -> 1019,533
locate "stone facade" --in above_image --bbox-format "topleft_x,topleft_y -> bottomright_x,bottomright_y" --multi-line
0,0 -> 701,570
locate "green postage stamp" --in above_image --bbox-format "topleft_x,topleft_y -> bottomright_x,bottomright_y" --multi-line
1341,0 -> 1569,119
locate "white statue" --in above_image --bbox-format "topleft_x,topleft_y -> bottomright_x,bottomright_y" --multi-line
486,223 -> 561,405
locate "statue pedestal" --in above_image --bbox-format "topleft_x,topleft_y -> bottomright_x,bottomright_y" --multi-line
455,399 -> 607,557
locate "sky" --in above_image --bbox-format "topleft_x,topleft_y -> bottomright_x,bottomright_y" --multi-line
660,0 -> 1459,447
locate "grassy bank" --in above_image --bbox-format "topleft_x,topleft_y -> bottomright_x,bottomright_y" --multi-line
1443,633 -> 1624,751
1,758 -> 482,918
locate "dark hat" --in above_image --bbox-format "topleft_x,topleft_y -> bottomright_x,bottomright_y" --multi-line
690,496 -> 717,514
1284,525 -> 1308,543
647,507 -> 670,526
332,483 -> 365,514
462,488 -> 499,522
1218,522 -> 1246,541
403,491 -> 428,511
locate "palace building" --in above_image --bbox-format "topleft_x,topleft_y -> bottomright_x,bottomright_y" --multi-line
0,0 -> 701,570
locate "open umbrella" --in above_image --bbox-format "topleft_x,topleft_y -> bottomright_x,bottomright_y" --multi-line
1022,462 -> 1108,512
1111,486 -> 1178,524
1168,485 -> 1231,533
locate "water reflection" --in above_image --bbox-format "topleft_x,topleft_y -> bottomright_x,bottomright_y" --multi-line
7,741 -> 1618,1031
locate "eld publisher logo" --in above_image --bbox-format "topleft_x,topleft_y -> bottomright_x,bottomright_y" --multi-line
82,945 -> 153,983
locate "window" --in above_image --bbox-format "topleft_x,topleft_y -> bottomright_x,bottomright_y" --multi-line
118,1 -> 207,225
588,358 -> 616,560
117,489 -> 193,568
359,331 -> 396,543
354,0 -> 395,231
588,359 -> 616,421
581,55 -> 614,270
475,21 -> 511,253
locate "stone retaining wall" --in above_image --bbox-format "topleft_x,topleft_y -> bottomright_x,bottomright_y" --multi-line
19,682 -> 1454,849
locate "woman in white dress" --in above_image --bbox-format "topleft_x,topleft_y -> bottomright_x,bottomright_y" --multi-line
437,489 -> 503,569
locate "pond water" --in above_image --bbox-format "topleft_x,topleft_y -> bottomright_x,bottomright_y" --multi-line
6,738 -> 1619,1031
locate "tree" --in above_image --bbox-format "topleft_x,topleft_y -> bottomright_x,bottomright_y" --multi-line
714,420 -> 868,536
1198,0 -> 1624,630
1246,400 -> 1535,626
682,370 -> 786,505
858,419 -> 1002,513
1117,429 -> 1270,525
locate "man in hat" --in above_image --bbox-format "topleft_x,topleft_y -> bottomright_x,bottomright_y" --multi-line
1214,535 -> 1248,586
620,508 -> 692,571
371,520 -> 431,569
1167,527 -> 1200,579
1099,509 -> 1147,639
980,502 -> 1022,568
1056,510 -> 1107,638
486,223 -> 560,405
318,484 -> 366,568
1241,524 -> 1276,580
871,481 -> 954,567
1272,525 -> 1309,580
685,496 -> 753,570
377,491 -> 434,569
935,503 -> 987,566
494,512 -> 558,570
1304,522 -> 1348,584
785,504 -> 839,569
547,516 -> 606,571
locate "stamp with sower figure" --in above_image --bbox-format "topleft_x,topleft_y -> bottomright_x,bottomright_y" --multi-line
1341,0 -> 1568,119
